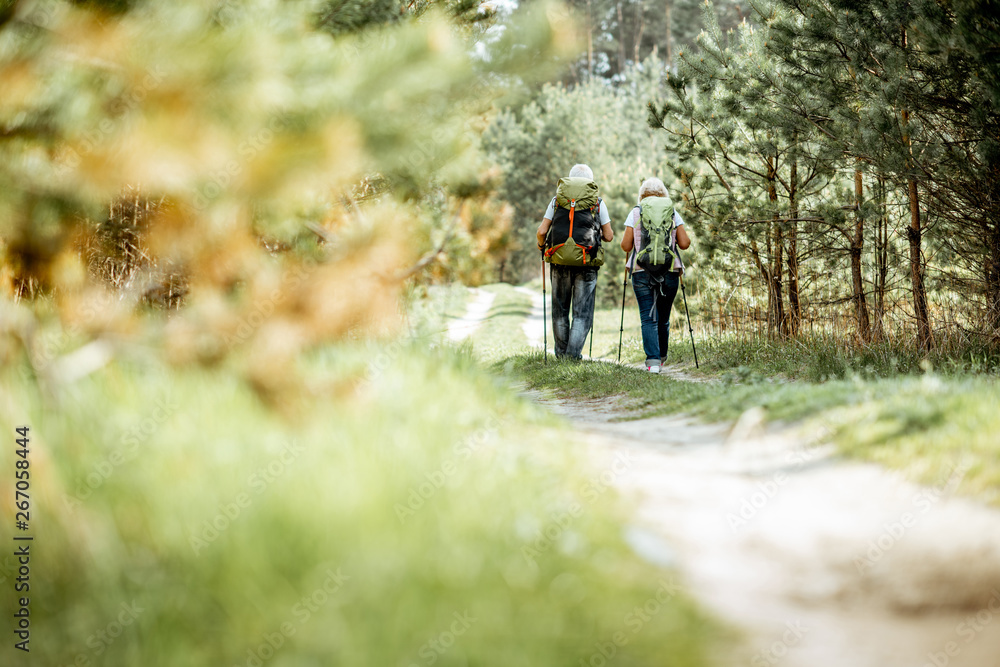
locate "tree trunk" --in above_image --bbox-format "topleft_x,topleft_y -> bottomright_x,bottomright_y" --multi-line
906,176 -> 932,350
633,0 -> 645,63
987,220 -> 1000,332
766,222 -> 774,330
900,30 -> 932,351
767,157 -> 786,336
787,149 -> 801,336
902,107 -> 932,351
772,221 -> 786,336
665,1 -> 673,71
587,0 -> 593,77
873,176 -> 889,342
749,239 -> 775,338
852,167 -> 871,343
616,3 -> 626,75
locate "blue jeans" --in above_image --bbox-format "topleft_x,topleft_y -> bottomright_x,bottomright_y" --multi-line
549,265 -> 598,359
632,271 -> 679,365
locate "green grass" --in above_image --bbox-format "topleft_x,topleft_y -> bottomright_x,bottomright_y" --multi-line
406,282 -> 473,340
499,346 -> 1000,506
475,283 -> 536,362
0,335 -> 724,666
590,301 -> 644,362
665,330 -> 1000,380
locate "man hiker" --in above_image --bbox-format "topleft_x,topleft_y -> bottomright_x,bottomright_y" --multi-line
536,164 -> 614,359
620,177 -> 691,373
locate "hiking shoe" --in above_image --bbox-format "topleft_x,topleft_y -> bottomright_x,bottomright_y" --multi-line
646,363 -> 661,374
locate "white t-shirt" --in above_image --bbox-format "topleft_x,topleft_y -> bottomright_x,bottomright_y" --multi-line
544,199 -> 612,226
624,205 -> 685,273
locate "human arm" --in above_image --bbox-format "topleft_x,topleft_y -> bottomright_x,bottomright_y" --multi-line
621,206 -> 638,253
537,199 -> 557,250
673,210 -> 691,250
621,226 -> 634,253
598,200 -> 613,243
676,224 -> 690,250
536,218 -> 552,250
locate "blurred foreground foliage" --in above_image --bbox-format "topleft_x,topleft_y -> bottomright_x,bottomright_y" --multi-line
0,346 -> 721,666
0,0 -> 568,383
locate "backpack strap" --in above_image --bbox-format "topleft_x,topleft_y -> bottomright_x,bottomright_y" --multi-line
568,198 -> 576,238
668,207 -> 678,251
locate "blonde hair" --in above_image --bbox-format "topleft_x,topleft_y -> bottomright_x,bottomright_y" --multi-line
638,177 -> 668,200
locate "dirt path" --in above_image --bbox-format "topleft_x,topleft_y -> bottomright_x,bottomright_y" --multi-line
528,390 -> 1000,667
446,288 -> 496,342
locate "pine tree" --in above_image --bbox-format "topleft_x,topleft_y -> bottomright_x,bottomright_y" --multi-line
650,3 -> 847,337
652,0 -> 1000,347
763,0 -> 1000,345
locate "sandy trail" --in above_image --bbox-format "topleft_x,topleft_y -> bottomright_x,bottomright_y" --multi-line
531,391 -> 1000,667
446,289 -> 496,342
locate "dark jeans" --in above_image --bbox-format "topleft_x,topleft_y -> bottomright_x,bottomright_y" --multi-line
632,270 -> 679,364
549,265 -> 598,359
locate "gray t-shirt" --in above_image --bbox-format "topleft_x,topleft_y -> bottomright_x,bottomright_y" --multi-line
544,198 -> 611,251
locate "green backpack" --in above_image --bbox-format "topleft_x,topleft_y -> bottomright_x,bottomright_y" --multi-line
635,195 -> 679,277
543,177 -> 605,268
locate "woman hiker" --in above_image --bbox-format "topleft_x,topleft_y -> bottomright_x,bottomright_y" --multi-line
620,177 -> 691,373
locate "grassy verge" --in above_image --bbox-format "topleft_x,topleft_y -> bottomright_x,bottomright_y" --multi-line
500,346 -> 1000,506
475,283 -> 536,362
664,330 -> 1000,380
0,335 -> 724,666
590,300 -> 643,362
406,282 -> 473,340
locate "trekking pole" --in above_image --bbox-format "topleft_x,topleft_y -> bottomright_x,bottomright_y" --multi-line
680,274 -> 699,369
617,250 -> 634,362
588,323 -> 594,359
541,257 -> 547,364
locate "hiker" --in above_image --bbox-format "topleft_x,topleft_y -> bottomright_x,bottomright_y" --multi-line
537,164 -> 614,359
620,177 -> 691,373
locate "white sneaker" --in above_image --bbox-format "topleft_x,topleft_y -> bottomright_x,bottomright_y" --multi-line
646,363 -> 661,374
